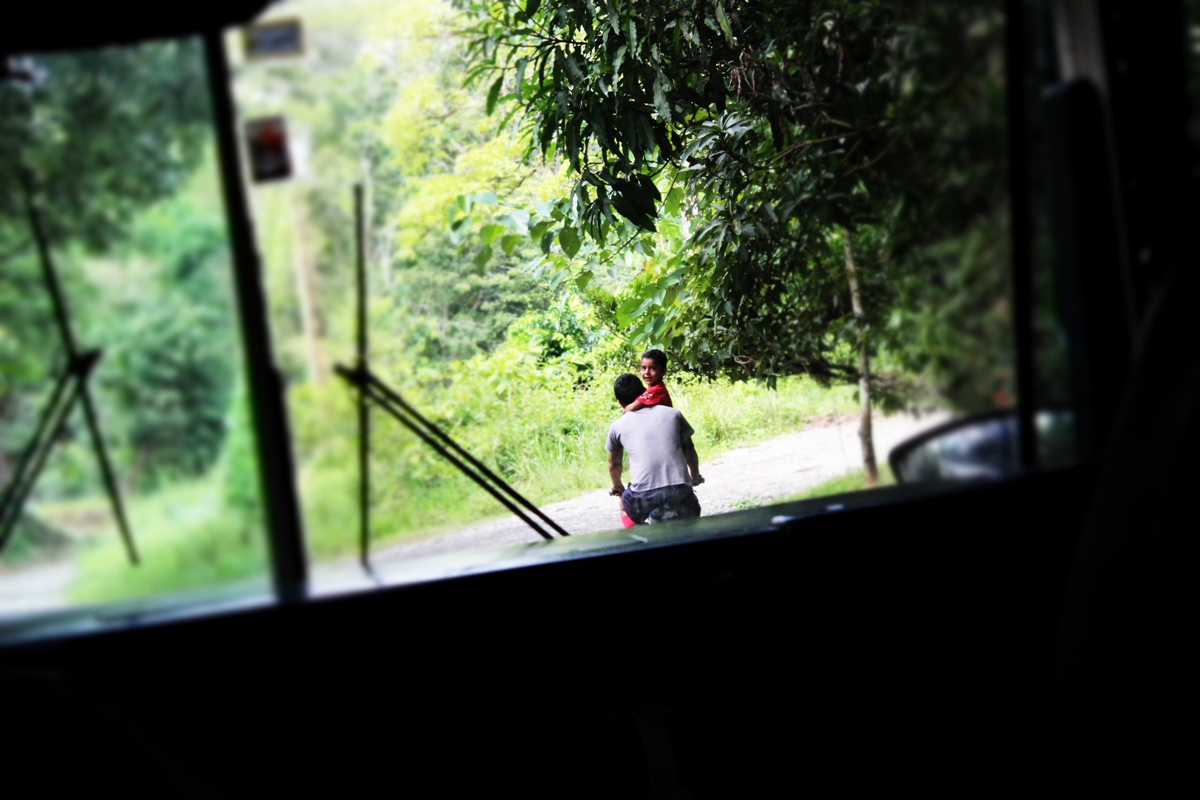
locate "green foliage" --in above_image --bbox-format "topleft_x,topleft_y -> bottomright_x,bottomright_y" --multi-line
95,194 -> 239,488
219,383 -> 265,519
0,41 -> 212,251
0,248 -> 53,422
454,0 -> 1014,408
0,513 -> 73,569
1,41 -> 220,493
885,218 -> 1014,410
233,0 -> 575,384
69,479 -> 267,605
62,387 -> 266,605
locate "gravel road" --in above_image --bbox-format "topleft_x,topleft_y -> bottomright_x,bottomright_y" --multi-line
0,562 -> 76,616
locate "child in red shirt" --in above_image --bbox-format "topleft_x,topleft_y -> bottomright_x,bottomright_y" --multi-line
622,349 -> 673,414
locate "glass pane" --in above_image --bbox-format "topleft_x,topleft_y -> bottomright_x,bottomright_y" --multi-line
0,39 -> 269,619
226,1 -> 1024,594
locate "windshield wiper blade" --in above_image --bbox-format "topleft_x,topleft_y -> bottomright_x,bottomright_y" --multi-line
339,186 -> 567,577
336,365 -> 571,546
0,172 -> 138,566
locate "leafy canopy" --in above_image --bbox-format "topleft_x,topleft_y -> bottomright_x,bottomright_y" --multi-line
454,0 -> 1011,403
1,41 -> 227,490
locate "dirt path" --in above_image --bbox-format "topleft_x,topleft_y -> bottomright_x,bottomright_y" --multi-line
0,562 -> 76,617
312,411 -> 946,592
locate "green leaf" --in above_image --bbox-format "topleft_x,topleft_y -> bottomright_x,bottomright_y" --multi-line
634,295 -> 658,319
473,245 -> 493,272
653,72 -> 672,121
486,76 -> 503,116
715,2 -> 735,46
497,103 -> 522,134
617,296 -> 642,327
516,58 -> 529,98
574,270 -> 594,291
480,223 -> 506,246
611,188 -> 657,232
530,219 -> 554,241
636,173 -> 662,203
652,314 -> 669,338
612,44 -> 627,82
563,55 -> 586,83
500,234 -> 524,256
664,187 -> 684,216
496,213 -> 526,234
509,209 -> 531,229
549,267 -> 568,291
559,226 -> 581,257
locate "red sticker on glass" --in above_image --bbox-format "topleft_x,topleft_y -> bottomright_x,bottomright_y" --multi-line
245,116 -> 292,183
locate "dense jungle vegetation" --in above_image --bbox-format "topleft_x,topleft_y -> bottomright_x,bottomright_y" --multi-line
0,0 -> 1026,603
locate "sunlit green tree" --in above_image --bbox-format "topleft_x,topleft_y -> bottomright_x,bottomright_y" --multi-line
0,42 -> 215,490
454,0 -> 1013,418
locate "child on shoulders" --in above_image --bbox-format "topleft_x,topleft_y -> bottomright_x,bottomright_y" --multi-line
622,349 -> 673,414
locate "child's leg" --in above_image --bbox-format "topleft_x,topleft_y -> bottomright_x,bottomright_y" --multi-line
618,496 -> 637,528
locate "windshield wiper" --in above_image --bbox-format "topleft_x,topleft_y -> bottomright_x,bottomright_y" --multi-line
0,171 -> 138,566
335,364 -> 571,548
336,186 -> 567,578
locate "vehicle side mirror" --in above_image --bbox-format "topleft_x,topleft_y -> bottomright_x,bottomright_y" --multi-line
888,410 -> 1076,484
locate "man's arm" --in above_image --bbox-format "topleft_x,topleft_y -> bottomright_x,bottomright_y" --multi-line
682,437 -> 704,486
608,447 -> 626,495
622,399 -> 645,415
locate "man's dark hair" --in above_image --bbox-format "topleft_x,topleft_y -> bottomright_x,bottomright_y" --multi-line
614,373 -> 645,406
642,349 -> 667,372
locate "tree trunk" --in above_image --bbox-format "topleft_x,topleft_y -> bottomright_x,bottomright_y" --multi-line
292,188 -> 326,385
843,230 -> 879,486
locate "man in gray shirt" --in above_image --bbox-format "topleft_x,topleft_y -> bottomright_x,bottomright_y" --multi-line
606,373 -> 704,524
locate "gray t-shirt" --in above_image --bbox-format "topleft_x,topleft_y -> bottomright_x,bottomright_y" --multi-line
605,405 -> 695,492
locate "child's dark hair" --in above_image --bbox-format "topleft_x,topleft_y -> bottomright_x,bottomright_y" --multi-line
641,349 -> 667,372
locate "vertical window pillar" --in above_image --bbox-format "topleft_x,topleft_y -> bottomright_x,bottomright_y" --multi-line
203,30 -> 309,601
1005,0 -> 1038,470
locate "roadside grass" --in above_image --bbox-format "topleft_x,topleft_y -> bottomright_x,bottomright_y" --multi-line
781,465 -> 897,503
58,375 -> 857,602
710,466 -> 898,513
302,374 -> 858,560
44,479 -> 269,605
673,374 -> 858,453
0,513 -> 73,570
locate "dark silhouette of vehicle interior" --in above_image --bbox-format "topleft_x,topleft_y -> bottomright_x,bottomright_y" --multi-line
2,1 -> 1195,795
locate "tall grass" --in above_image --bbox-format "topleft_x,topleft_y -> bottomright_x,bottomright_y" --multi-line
65,480 -> 268,604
